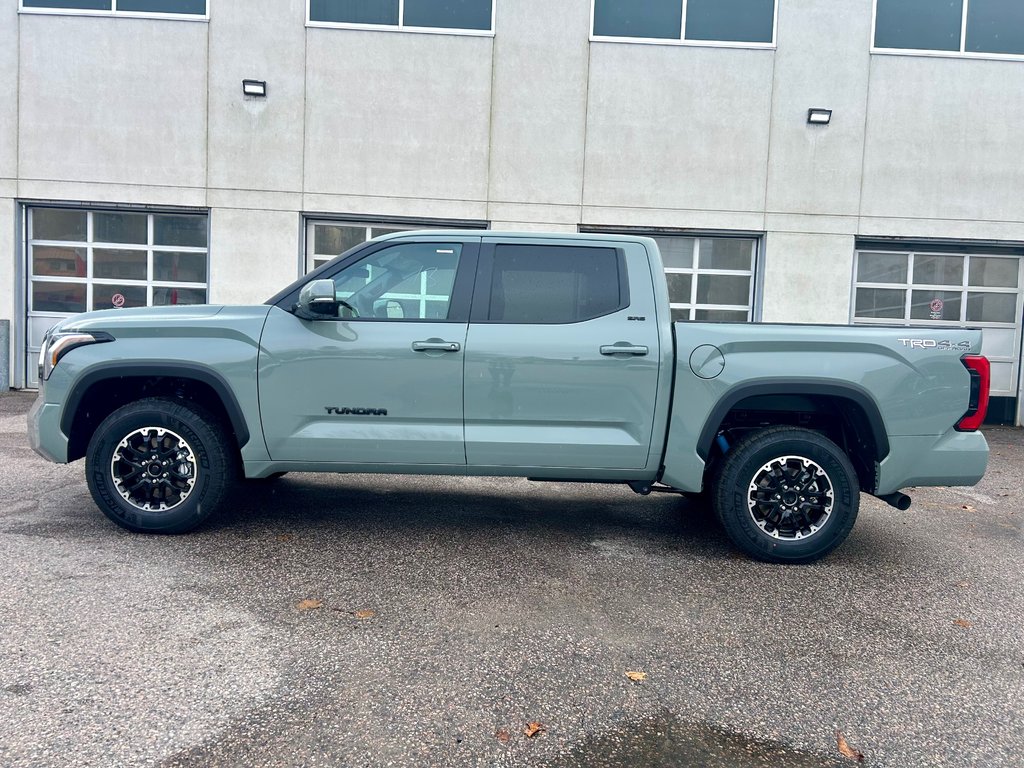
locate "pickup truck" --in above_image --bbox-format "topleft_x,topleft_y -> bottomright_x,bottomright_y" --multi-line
28,231 -> 991,563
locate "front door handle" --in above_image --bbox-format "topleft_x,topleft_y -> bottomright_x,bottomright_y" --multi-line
412,340 -> 461,353
600,344 -> 649,356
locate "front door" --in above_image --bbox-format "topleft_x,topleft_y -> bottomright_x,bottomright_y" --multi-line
463,238 -> 661,470
259,238 -> 478,465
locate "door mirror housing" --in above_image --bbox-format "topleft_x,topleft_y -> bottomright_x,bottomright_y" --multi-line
295,279 -> 339,320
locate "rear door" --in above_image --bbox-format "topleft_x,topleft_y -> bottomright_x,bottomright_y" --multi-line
259,237 -> 479,465
463,238 -> 661,470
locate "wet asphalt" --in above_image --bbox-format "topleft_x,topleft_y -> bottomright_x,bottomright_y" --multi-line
0,390 -> 1022,768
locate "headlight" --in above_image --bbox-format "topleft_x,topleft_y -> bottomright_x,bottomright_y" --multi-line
38,330 -> 114,381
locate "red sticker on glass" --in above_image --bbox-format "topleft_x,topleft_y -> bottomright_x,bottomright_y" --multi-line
111,293 -> 126,308
930,298 -> 944,313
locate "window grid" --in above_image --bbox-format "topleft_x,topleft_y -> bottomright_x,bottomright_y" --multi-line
590,0 -> 778,48
28,209 -> 209,316
871,0 -> 1024,60
306,0 -> 496,35
307,221 -> 423,273
665,238 -> 756,322
851,250 -> 1024,396
19,1 -> 208,19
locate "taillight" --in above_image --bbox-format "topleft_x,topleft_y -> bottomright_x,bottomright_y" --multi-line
956,355 -> 990,432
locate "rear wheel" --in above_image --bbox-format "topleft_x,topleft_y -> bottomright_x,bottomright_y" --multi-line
713,426 -> 859,564
86,398 -> 235,533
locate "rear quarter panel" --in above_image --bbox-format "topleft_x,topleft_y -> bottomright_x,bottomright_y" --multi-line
661,324 -> 987,493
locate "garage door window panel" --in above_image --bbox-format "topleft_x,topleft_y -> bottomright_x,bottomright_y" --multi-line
20,0 -> 207,15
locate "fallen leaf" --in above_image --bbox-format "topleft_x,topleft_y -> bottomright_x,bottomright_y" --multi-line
961,504 -> 976,512
956,581 -> 970,589
495,729 -> 510,744
354,609 -> 376,620
524,722 -> 544,738
625,671 -> 648,682
276,534 -> 294,542
953,618 -> 972,629
836,731 -> 865,762
297,599 -> 322,611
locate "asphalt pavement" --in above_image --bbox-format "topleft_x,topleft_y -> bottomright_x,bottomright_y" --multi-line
1,390 -> 1022,767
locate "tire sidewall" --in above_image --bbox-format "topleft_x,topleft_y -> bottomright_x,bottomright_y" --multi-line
86,400 -> 224,533
717,432 -> 859,563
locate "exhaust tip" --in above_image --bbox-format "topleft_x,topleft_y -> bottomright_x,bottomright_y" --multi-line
877,492 -> 912,511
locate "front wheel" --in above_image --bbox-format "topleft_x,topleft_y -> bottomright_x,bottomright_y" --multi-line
712,426 -> 860,564
85,398 -> 236,533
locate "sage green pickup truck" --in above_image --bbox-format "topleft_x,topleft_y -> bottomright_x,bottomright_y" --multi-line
28,232 -> 990,563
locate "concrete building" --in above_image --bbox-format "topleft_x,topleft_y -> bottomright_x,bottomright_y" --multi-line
3,0 -> 1024,421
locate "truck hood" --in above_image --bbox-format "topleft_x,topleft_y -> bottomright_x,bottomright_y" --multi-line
53,305 -> 270,335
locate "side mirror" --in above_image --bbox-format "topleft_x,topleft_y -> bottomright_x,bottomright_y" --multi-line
296,279 -> 339,320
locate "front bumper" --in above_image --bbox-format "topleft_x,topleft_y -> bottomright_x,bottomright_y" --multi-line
27,389 -> 68,464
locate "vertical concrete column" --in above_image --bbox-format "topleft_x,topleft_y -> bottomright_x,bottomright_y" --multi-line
760,232 -> 855,324
0,319 -> 9,392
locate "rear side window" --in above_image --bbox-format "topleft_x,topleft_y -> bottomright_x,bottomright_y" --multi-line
487,244 -> 627,324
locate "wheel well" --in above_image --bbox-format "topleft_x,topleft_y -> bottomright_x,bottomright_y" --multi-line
706,394 -> 881,494
66,376 -> 244,464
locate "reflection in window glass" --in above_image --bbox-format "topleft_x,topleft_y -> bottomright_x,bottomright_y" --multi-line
695,309 -> 749,322
22,0 -> 110,9
696,274 -> 750,305
154,215 -> 207,248
969,257 -> 1019,288
966,0 -> 1024,55
874,0 -> 964,51
153,287 -> 207,306
685,0 -> 774,43
116,0 -> 206,13
855,287 -> 905,319
93,212 -> 147,244
94,249 -> 147,281
154,252 -> 208,283
93,284 -> 147,310
33,283 -> 87,313
913,255 -> 963,286
490,245 -> 622,324
315,225 -> 367,259
404,0 -> 491,30
32,209 -> 87,242
699,238 -> 755,270
857,252 -> 908,283
665,273 -> 693,304
654,237 -> 694,269
309,0 -> 400,25
32,247 -> 86,278
593,0 -> 682,39
910,290 -> 962,320
967,292 -> 1017,323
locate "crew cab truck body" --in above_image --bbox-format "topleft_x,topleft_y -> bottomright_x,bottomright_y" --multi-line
28,232 -> 990,563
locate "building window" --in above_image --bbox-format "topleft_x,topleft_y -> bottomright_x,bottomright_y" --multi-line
25,206 -> 209,387
852,248 -> 1023,395
873,0 -> 1024,57
20,0 -> 207,16
308,0 -> 494,33
592,0 -> 776,46
658,236 -> 757,322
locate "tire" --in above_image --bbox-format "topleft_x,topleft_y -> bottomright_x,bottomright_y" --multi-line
85,397 -> 236,534
712,426 -> 860,564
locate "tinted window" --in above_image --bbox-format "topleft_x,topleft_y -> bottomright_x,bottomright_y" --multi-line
488,245 -> 624,324
593,0 -> 682,40
685,0 -> 774,43
309,0 -> 400,25
874,0 -> 963,51
966,0 -> 1024,54
404,0 -> 491,30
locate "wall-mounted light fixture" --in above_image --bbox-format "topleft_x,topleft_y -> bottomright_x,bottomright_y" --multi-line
242,79 -> 267,98
807,108 -> 832,125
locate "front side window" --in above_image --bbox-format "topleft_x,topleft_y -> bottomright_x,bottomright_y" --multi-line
328,243 -> 462,320
309,0 -> 493,32
487,245 -> 625,324
21,0 -> 207,15
592,0 -> 775,45
874,0 -> 1024,56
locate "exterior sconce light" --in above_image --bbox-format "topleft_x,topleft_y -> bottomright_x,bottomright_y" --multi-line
242,80 -> 268,98
807,108 -> 832,125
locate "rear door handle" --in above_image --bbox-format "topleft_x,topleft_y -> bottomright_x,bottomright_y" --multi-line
600,344 -> 649,356
412,340 -> 461,352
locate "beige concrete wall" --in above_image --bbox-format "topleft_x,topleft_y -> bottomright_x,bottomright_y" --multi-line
208,208 -> 301,306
